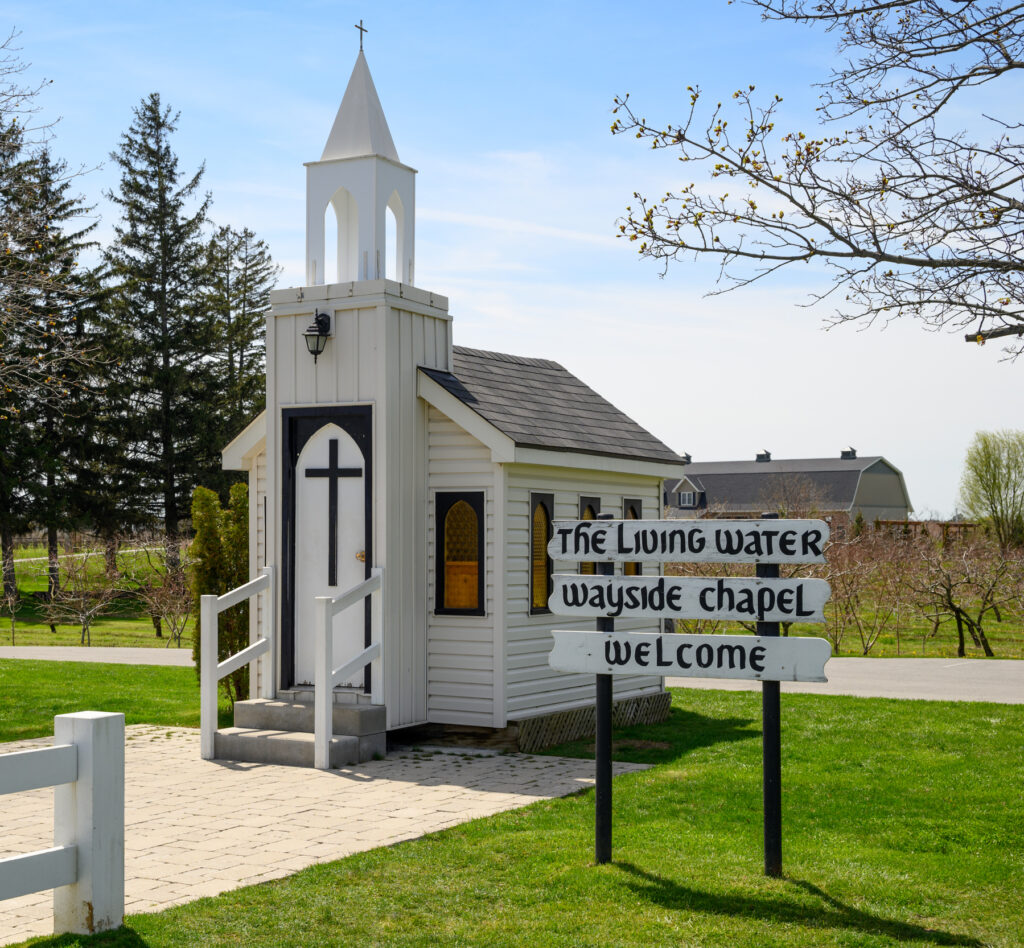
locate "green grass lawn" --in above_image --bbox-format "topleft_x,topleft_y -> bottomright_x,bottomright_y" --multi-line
10,688 -> 1023,947
0,660 -> 230,742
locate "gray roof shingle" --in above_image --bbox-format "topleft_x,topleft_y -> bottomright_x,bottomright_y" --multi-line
420,347 -> 682,465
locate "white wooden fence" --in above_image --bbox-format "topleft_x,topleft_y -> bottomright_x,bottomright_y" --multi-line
0,711 -> 125,935
314,567 -> 384,769
200,565 -> 276,759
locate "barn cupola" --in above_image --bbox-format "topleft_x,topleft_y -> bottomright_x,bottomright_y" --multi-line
305,47 -> 416,287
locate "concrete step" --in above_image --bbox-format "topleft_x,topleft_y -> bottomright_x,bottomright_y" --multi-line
213,727 -> 385,768
280,686 -> 375,706
233,698 -> 386,737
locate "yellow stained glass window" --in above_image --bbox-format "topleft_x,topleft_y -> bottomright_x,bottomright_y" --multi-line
532,500 -> 550,610
444,499 -> 479,610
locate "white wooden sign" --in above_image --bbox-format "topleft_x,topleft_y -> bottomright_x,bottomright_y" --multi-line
550,574 -> 830,623
548,519 -> 829,564
549,630 -> 831,681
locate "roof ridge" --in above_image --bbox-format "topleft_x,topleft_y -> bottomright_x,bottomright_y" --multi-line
452,345 -> 563,370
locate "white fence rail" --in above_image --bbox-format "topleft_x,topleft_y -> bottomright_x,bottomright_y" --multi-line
0,711 -> 125,935
314,567 -> 384,770
200,565 -> 276,759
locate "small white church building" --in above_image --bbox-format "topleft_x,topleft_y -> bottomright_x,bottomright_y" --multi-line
217,50 -> 683,761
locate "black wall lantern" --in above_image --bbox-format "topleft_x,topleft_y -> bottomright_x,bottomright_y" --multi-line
303,311 -> 331,363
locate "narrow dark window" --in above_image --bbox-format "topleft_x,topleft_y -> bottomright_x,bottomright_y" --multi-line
530,493 -> 554,614
436,491 -> 485,615
623,498 -> 642,576
579,496 -> 600,575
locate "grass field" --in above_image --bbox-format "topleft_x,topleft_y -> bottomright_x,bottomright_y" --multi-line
0,660 -> 231,742
10,688 -> 1023,947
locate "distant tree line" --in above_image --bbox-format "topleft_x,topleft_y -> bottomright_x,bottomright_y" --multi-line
0,33 -> 278,603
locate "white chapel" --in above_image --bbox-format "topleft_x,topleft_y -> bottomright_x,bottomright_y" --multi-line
217,49 -> 684,764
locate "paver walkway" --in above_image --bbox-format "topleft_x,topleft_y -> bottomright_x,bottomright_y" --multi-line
0,726 -> 645,945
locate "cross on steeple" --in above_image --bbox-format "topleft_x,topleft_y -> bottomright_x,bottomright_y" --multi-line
305,439 -> 362,586
355,19 -> 368,51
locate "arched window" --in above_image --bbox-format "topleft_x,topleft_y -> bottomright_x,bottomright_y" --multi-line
436,492 -> 484,615
530,493 -> 553,613
623,498 -> 642,576
579,497 -> 600,575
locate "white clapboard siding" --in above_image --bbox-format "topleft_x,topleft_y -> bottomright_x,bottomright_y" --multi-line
425,407 -> 498,727
502,467 -> 664,722
267,281 -> 452,728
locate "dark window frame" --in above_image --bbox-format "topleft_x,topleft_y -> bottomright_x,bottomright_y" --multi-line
530,492 -> 554,615
623,498 -> 643,576
435,490 -> 486,616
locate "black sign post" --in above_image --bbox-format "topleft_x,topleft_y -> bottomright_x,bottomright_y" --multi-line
595,513 -> 614,865
757,512 -> 782,877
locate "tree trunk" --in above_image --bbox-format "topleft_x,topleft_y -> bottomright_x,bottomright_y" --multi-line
151,611 -> 163,638
104,535 -> 120,578
954,614 -> 965,657
1,526 -> 16,602
974,621 -> 995,658
47,523 -> 59,600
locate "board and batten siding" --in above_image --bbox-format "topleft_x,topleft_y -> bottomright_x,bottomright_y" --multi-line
425,407 -> 499,727
503,466 -> 665,725
250,451 -> 268,696
267,281 -> 451,729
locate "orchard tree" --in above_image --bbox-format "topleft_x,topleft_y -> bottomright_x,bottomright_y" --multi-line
959,429 -> 1024,548
612,1 -> 1024,353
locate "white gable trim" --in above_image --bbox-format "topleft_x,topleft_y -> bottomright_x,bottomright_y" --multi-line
222,410 -> 267,470
417,373 -> 516,462
418,374 -> 685,480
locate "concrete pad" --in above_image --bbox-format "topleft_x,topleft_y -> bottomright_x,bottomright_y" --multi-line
0,647 -> 193,667
0,727 -> 645,944
667,656 -> 1024,703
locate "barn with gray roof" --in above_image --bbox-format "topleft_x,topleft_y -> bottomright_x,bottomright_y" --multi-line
665,449 -> 912,522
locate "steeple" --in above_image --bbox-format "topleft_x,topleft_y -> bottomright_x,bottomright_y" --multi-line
321,52 -> 400,163
305,50 -> 416,286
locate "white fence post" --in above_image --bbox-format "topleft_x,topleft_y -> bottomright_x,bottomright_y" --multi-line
52,711 -> 124,935
260,565 -> 276,700
370,567 -> 384,705
314,595 -> 333,770
200,594 -> 219,760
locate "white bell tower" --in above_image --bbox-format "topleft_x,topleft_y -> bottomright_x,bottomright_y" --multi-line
305,50 -> 416,286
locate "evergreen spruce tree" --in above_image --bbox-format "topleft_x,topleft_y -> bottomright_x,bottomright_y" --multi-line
203,224 -> 278,492
104,93 -> 215,549
0,132 -> 99,600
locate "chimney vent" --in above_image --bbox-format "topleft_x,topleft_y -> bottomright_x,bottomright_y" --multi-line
841,447 -> 857,460
756,449 -> 771,463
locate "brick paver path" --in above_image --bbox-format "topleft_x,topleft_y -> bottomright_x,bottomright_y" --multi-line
0,726 -> 645,944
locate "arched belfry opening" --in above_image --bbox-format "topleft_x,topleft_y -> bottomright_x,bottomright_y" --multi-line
305,51 -> 416,287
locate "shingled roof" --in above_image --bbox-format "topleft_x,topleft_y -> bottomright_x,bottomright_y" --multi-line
670,455 -> 909,515
419,347 -> 681,464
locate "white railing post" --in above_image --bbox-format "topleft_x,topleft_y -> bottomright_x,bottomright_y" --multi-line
259,565 -> 276,700
200,594 -> 219,760
52,711 -> 124,935
370,567 -> 384,704
314,595 -> 333,770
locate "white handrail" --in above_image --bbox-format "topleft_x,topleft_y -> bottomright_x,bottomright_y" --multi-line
314,567 -> 384,770
200,564 -> 275,759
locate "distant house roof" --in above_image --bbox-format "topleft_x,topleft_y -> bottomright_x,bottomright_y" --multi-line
419,347 -> 682,465
668,453 -> 911,516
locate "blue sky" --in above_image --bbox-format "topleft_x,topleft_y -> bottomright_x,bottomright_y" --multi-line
4,0 -> 1020,516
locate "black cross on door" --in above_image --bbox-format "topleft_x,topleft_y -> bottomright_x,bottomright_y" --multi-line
304,438 -> 362,585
